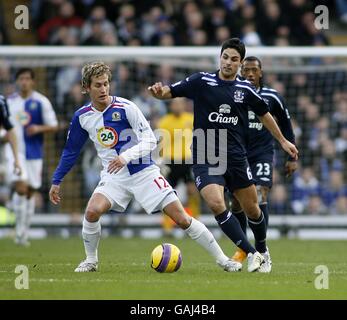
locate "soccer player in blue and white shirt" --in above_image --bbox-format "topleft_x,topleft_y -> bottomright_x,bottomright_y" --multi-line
148,38 -> 298,272
230,56 -> 298,272
49,61 -> 242,273
6,68 -> 58,246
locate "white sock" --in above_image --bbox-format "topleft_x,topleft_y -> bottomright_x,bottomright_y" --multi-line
22,196 -> 35,242
13,192 -> 27,240
185,217 -> 228,265
82,217 -> 101,263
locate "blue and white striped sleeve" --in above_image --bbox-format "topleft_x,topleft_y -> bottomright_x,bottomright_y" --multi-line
52,114 -> 88,185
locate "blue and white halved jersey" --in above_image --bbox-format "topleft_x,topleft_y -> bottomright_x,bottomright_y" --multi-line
52,96 -> 156,185
7,91 -> 58,160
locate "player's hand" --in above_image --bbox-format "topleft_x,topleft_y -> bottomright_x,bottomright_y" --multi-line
26,125 -> 41,136
108,155 -> 126,174
13,159 -> 22,176
280,140 -> 298,161
148,82 -> 165,98
49,184 -> 61,205
284,160 -> 298,178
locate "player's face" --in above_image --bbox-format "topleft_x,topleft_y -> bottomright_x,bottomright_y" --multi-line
87,73 -> 110,107
16,72 -> 34,93
241,60 -> 262,87
219,48 -> 242,80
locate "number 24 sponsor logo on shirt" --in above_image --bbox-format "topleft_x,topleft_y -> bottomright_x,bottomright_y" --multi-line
97,127 -> 118,148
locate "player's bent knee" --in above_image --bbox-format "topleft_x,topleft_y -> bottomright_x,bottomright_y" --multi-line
244,202 -> 261,220
174,214 -> 191,229
260,187 -> 270,203
85,207 -> 103,222
206,198 -> 225,214
231,200 -> 242,212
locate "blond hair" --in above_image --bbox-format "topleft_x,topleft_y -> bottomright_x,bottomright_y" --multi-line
81,61 -> 112,94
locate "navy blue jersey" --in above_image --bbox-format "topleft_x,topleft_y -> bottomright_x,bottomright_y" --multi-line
169,71 -> 269,165
0,95 -> 13,130
247,86 -> 295,161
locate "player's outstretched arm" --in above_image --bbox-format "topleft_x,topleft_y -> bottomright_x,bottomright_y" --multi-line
49,184 -> 61,205
148,82 -> 172,99
259,112 -> 298,160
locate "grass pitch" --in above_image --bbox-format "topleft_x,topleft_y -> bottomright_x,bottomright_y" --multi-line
0,237 -> 346,299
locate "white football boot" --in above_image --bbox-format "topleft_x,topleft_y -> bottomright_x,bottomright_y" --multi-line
74,260 -> 98,272
247,252 -> 264,272
217,259 -> 242,272
258,249 -> 272,273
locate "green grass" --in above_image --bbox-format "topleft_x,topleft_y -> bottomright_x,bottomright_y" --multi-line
0,237 -> 347,299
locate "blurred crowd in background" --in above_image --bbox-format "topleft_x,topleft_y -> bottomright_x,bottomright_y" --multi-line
0,0 -> 346,217
1,0 -> 346,47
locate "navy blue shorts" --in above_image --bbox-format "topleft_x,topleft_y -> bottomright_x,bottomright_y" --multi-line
248,156 -> 273,188
192,159 -> 254,192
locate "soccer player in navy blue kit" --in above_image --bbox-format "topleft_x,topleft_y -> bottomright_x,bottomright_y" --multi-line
230,56 -> 298,271
0,95 -> 21,174
149,38 -> 298,272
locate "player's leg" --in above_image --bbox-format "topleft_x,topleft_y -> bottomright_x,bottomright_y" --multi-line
259,185 -> 270,227
162,198 -> 242,272
233,184 -> 267,250
75,192 -> 111,272
161,164 -> 179,236
19,159 -> 43,245
132,166 -> 241,271
258,186 -> 272,273
21,187 -> 36,245
13,181 -> 29,246
230,195 -> 248,263
199,183 -> 258,258
231,194 -> 247,235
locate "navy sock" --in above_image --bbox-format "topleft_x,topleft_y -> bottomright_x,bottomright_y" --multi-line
232,210 -> 247,235
259,203 -> 269,227
215,210 -> 256,254
248,211 -> 267,253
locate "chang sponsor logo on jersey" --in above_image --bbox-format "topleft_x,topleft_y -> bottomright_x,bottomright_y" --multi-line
249,122 -> 263,130
248,111 -> 263,130
208,104 -> 238,124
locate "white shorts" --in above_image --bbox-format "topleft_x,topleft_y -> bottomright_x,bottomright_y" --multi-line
93,165 -> 178,214
5,150 -> 43,189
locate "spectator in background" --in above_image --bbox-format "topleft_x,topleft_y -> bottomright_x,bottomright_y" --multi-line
132,84 -> 167,121
303,194 -> 327,215
319,139 -> 344,183
335,125 -> 347,161
80,6 -> 116,44
269,184 -> 291,215
331,195 -> 347,215
291,166 -> 320,214
320,169 -> 347,208
241,23 -> 262,46
38,1 -> 84,44
335,0 -> 347,23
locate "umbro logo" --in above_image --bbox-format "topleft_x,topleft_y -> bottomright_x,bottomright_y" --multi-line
260,177 -> 270,181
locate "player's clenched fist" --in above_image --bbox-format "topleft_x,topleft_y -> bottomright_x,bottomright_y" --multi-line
148,82 -> 172,99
